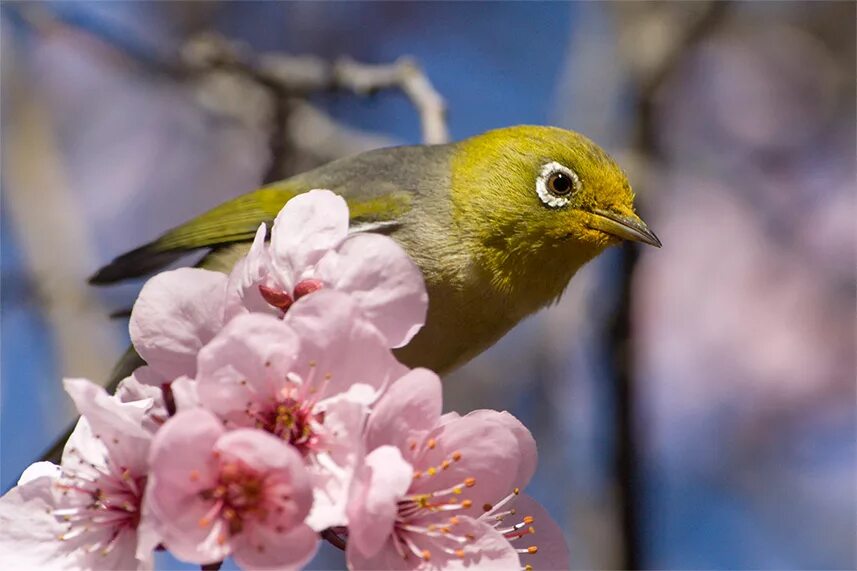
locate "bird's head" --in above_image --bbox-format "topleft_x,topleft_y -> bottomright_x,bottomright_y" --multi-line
450,125 -> 660,297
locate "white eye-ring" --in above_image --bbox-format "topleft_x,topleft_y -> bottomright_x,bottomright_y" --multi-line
536,161 -> 580,208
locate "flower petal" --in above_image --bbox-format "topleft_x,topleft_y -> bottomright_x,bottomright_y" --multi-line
196,313 -> 301,420
86,530 -> 147,571
62,417 -> 107,476
18,462 -> 61,485
170,376 -> 200,411
466,410 -> 537,489
147,410 -> 225,564
410,414 -> 520,521
0,475 -> 68,570
115,368 -> 164,403
346,445 -> 414,559
270,189 -> 349,284
225,223 -> 280,319
317,233 -> 428,347
432,517 -> 522,571
364,368 -> 442,461
122,364 -> 171,388
435,517 -> 521,571
286,290 -> 408,399
115,368 -> 170,434
63,378 -> 150,434
135,498 -> 163,565
62,378 -> 152,472
149,409 -> 223,498
130,268 -> 227,380
306,396 -> 367,531
232,523 -> 319,571
505,494 -> 569,571
347,516 -> 519,571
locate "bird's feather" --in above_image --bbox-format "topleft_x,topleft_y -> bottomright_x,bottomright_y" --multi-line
87,144 -> 439,284
88,186 -> 301,283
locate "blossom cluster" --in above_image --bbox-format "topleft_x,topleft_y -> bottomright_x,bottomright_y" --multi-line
0,191 -> 569,570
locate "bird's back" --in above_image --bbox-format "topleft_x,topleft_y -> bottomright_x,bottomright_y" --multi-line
90,143 -> 454,284
288,143 -> 452,199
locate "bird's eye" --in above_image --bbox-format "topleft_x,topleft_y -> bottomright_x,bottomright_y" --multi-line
547,172 -> 573,195
536,162 -> 580,208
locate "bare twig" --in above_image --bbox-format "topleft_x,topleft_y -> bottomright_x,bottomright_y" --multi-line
320,528 -> 347,551
286,101 -> 397,163
11,6 -> 449,162
332,56 -> 449,144
182,34 -> 449,144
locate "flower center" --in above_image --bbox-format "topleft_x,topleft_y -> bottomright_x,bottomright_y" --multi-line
54,458 -> 145,557
251,397 -> 323,456
386,446 -> 480,562
239,362 -> 332,456
198,461 -> 270,536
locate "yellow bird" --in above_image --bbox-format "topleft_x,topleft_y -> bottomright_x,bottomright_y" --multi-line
92,125 -> 660,376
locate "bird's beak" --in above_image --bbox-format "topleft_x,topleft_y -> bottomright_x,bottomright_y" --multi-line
588,209 -> 662,248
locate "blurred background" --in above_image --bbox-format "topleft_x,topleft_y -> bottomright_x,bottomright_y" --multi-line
1,2 -> 854,569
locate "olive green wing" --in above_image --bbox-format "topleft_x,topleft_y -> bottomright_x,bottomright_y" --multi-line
88,179 -> 414,284
88,185 -> 298,284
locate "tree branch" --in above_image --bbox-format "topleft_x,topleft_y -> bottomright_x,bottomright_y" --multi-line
182,34 -> 448,144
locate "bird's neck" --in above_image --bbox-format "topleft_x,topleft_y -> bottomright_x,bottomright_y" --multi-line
475,238 -> 604,313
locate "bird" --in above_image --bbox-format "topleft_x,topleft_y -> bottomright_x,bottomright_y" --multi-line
92,124 -> 660,377
38,125 -> 660,465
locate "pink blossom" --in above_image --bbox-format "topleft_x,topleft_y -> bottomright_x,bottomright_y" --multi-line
346,371 -> 569,570
115,367 -> 170,432
0,378 -> 160,570
227,189 -> 428,347
192,290 -> 408,530
147,408 -> 318,569
129,267 -> 228,383
128,189 -> 427,387
343,370 -> 512,569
